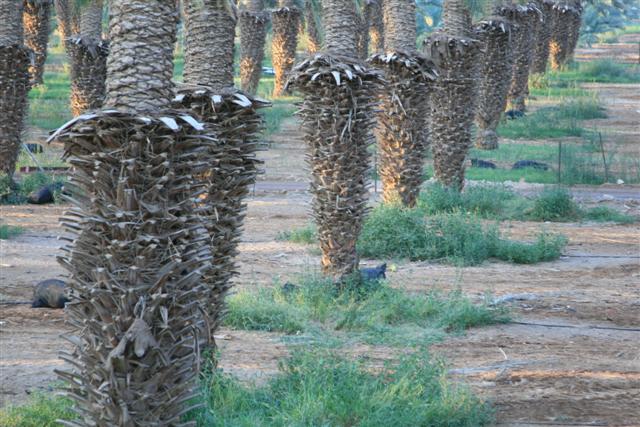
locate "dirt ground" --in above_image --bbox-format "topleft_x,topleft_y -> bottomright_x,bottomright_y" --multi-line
1,45 -> 640,426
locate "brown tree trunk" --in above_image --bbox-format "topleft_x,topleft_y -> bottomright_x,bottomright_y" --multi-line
531,0 -> 554,74
239,0 -> 268,94
179,0 -> 268,344
474,6 -> 515,150
549,3 -> 574,71
54,0 -> 80,43
566,1 -> 583,61
423,0 -> 480,189
272,1 -> 300,96
367,0 -> 384,53
355,2 -> 370,59
288,0 -> 383,278
304,0 -> 321,54
0,0 -> 31,179
371,0 -> 437,206
66,0 -> 107,116
53,1 -> 214,425
23,0 -> 52,86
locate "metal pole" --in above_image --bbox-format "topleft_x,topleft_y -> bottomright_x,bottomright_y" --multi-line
557,140 -> 562,184
598,132 -> 609,183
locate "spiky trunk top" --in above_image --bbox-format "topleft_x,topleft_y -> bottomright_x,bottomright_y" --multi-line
105,0 -> 177,112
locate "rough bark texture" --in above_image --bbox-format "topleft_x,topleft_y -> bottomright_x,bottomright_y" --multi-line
423,0 -> 480,190
180,0 -> 267,345
287,0 -> 383,279
304,0 -> 321,54
566,2 -> 583,61
367,0 -> 384,53
355,3 -> 370,59
531,0 -> 553,74
0,1 -> 30,179
51,2 -> 215,425
272,5 -> 300,96
54,0 -> 80,42
500,4 -> 537,113
371,0 -> 437,206
474,15 -> 514,150
79,0 -> 103,41
183,0 -> 236,92
549,3 -> 575,71
23,0 -> 52,86
239,4 -> 268,94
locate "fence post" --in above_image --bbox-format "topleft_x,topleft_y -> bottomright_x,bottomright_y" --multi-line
598,132 -> 609,183
558,140 -> 562,184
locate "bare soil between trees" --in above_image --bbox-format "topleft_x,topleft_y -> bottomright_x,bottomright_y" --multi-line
2,60 -> 640,426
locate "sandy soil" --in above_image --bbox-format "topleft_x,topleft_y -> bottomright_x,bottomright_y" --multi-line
1,45 -> 640,426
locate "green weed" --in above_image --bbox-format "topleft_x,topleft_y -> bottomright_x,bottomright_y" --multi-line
0,224 -> 25,240
276,223 -> 317,244
0,395 -> 75,427
528,187 -> 580,221
583,206 -> 636,224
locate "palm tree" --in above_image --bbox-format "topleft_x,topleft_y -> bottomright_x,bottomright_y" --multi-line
303,0 -> 321,54
272,0 -> 301,96
369,0 -> 437,206
531,0 -> 554,75
23,0 -> 52,85
503,3 -> 538,113
179,0 -> 268,343
355,1 -> 369,59
474,2 -> 515,150
66,0 -> 108,116
0,1 -> 31,180
566,0 -> 583,60
287,0 -> 382,278
366,0 -> 384,53
423,0 -> 481,189
52,0 -> 213,423
54,0 -> 79,41
549,2 -> 575,70
239,0 -> 269,94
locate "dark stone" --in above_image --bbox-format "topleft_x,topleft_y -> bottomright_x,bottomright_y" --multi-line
281,282 -> 299,294
360,263 -> 387,281
32,279 -> 69,309
505,110 -> 525,120
512,160 -> 549,171
27,185 -> 54,204
471,158 -> 497,169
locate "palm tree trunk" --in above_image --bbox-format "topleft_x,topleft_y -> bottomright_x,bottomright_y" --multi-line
54,0 -> 79,43
0,1 -> 31,179
504,4 -> 538,113
288,0 -> 382,279
52,1 -> 214,424
178,0 -> 268,346
531,0 -> 554,74
474,7 -> 515,150
239,0 -> 268,94
565,1 -> 582,60
272,0 -> 300,97
549,3 -> 574,71
304,0 -> 321,54
23,0 -> 52,86
67,0 -> 108,116
355,3 -> 369,59
370,0 -> 437,206
423,0 -> 480,189
367,0 -> 384,53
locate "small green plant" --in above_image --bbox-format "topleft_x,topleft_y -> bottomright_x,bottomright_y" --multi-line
276,223 -> 317,244
0,224 -> 24,240
528,187 -> 580,222
0,395 -> 75,427
583,206 -> 636,224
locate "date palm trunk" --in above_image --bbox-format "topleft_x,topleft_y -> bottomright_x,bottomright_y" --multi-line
287,0 -> 382,279
531,0 -> 553,74
503,3 -> 538,113
272,0 -> 300,97
423,0 -> 481,189
370,0 -> 437,206
67,0 -> 108,116
566,1 -> 582,61
23,0 -> 52,86
549,2 -> 575,71
178,0 -> 268,343
367,0 -> 384,53
355,2 -> 370,59
54,0 -> 80,43
52,1 -> 214,424
239,0 -> 268,94
0,1 -> 31,179
304,0 -> 321,54
474,3 -> 515,150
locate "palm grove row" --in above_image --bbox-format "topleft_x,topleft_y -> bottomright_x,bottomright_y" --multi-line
0,0 -> 582,425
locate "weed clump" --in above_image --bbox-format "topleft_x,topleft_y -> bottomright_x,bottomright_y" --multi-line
528,187 -> 580,221
0,224 -> 25,240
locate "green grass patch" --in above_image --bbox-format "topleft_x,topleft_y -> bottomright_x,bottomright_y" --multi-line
276,223 -> 317,244
0,395 -> 75,427
498,97 -> 606,140
582,206 -> 636,224
528,187 -> 581,221
552,60 -> 640,84
188,351 -> 493,427
0,224 -> 24,240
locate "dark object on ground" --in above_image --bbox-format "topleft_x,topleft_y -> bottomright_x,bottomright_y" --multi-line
282,282 -> 299,294
360,263 -> 387,281
512,160 -> 550,171
27,185 -> 54,204
471,158 -> 497,169
25,143 -> 43,154
32,279 -> 69,309
505,110 -> 525,120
